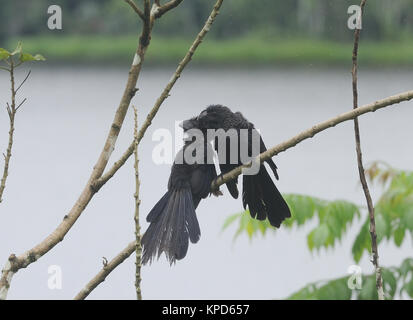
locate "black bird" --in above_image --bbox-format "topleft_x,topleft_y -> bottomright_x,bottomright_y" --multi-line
141,120 -> 219,265
182,105 -> 291,228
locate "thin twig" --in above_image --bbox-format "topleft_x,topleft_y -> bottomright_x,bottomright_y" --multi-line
73,89 -> 413,299
93,0 -> 224,191
15,98 -> 27,111
351,0 -> 384,300
73,242 -> 136,300
15,70 -> 31,93
133,106 -> 142,300
0,60 -> 16,204
124,0 -> 145,21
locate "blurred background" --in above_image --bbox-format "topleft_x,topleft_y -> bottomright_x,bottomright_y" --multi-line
0,0 -> 412,300
1,0 -> 413,65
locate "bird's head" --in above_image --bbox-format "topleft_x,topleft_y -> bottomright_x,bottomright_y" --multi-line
195,104 -> 233,130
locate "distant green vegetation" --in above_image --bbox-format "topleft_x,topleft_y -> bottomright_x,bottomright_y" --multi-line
6,35 -> 413,67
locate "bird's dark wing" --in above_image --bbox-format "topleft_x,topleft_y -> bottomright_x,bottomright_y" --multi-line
242,164 -> 290,228
214,136 -> 239,199
259,135 -> 279,180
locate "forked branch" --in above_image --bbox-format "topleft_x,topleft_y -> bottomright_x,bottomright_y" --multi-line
124,0 -> 145,21
93,0 -> 224,191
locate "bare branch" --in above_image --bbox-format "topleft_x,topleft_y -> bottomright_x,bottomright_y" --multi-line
211,90 -> 413,191
154,0 -> 184,19
0,64 -> 16,204
133,106 -> 142,300
15,70 -> 31,94
15,98 -> 27,111
73,242 -> 136,300
6,103 -> 11,118
124,0 -> 145,21
93,0 -> 224,191
351,0 -> 384,300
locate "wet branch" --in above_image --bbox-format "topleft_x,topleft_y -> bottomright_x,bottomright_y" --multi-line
351,0 -> 384,300
0,62 -> 29,205
133,106 -> 142,300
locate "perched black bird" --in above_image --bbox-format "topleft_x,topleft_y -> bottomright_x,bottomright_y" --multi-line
182,105 -> 291,228
141,120 -> 218,265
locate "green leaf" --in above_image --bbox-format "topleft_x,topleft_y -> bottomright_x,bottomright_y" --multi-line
221,213 -> 241,232
0,48 -> 10,60
10,41 -> 22,56
352,221 -> 371,263
382,268 -> 397,299
402,208 -> 413,231
398,258 -> 413,279
358,275 -> 377,300
316,278 -> 351,300
20,52 -> 46,62
287,277 -> 351,300
375,213 -> 389,242
393,226 -> 405,247
307,224 -> 329,251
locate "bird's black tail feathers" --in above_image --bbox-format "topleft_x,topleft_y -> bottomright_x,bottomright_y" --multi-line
242,165 -> 291,228
141,189 -> 201,265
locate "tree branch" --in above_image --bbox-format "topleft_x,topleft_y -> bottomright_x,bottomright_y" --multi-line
154,0 -> 184,19
124,0 -> 145,21
0,61 -> 17,204
351,0 -> 384,300
0,0 -> 157,299
73,242 -> 136,300
73,89 -> 413,299
211,90 -> 413,191
133,106 -> 142,300
92,0 -> 224,191
15,70 -> 31,94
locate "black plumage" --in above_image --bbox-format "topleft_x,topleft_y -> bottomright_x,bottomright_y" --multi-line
141,125 -> 218,265
183,105 -> 291,228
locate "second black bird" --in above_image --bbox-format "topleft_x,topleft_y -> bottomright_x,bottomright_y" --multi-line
182,105 -> 291,228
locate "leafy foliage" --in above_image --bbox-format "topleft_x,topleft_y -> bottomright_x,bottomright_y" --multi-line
222,194 -> 360,252
0,42 -> 45,64
287,259 -> 413,300
352,163 -> 413,262
223,162 -> 413,299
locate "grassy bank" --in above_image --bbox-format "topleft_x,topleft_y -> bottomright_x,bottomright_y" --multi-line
5,35 -> 413,66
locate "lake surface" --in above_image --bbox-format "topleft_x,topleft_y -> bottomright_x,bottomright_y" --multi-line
0,66 -> 412,299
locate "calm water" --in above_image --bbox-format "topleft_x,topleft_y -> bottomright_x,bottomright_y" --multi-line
0,66 -> 412,299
